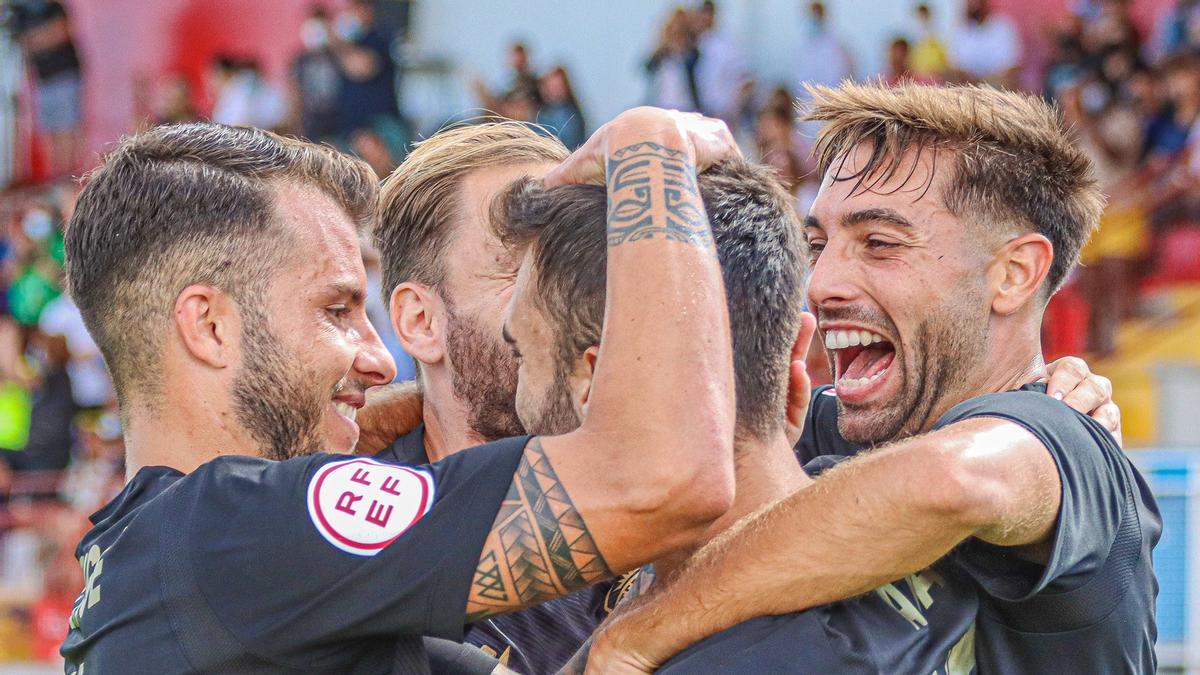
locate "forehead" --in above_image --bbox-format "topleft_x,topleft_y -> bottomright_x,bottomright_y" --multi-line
443,161 -> 556,283
272,181 -> 365,286
810,142 -> 952,225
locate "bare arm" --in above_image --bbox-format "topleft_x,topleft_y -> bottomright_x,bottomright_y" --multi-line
585,417 -> 1060,672
465,109 -> 739,621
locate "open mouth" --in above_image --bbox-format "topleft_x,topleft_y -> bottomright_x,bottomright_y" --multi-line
825,328 -> 896,399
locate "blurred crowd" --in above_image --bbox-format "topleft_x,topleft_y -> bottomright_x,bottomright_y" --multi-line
3,0 -> 1200,664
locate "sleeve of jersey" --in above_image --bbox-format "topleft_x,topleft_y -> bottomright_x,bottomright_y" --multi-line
178,436 -> 527,662
935,391 -> 1134,602
794,385 -> 838,466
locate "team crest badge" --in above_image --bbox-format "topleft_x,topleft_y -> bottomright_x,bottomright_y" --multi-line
307,458 -> 435,556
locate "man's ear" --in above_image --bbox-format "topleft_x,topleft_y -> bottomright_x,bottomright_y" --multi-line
390,282 -> 446,366
991,233 -> 1054,316
576,345 -> 600,414
174,284 -> 237,369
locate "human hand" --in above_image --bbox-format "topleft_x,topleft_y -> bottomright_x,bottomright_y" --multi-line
544,107 -> 741,187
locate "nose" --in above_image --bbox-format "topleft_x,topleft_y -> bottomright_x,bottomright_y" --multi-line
355,316 -> 398,387
806,241 -> 861,310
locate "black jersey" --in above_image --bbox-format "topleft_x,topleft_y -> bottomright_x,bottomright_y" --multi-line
379,428 -> 616,674
61,436 -> 527,674
795,383 -> 1161,673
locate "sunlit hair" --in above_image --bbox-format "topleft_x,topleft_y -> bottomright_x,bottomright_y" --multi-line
374,121 -> 568,300
803,81 -> 1105,297
67,123 -> 377,405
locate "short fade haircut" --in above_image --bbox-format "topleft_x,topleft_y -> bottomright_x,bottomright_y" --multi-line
804,82 -> 1104,296
374,122 -> 568,300
66,123 -> 377,402
495,160 -> 805,441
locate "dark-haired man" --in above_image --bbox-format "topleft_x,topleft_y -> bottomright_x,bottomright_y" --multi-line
588,83 -> 1160,674
60,110 -> 744,673
491,160 -> 981,673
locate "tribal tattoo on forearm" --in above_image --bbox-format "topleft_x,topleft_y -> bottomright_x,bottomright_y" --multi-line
466,439 -> 612,621
605,141 -> 713,249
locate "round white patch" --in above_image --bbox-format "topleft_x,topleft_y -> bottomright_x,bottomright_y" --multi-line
306,458 -> 435,556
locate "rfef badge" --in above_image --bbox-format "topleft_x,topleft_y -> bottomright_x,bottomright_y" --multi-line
307,458 -> 435,556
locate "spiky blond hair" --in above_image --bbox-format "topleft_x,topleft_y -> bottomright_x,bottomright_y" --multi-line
803,82 -> 1104,295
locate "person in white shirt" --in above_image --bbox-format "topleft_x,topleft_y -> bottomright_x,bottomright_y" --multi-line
794,2 -> 854,95
949,0 -> 1021,87
692,1 -> 749,129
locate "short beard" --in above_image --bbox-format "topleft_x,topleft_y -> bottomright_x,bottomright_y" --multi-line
522,356 -> 583,437
444,298 -> 526,441
232,300 -> 325,461
836,295 -> 987,445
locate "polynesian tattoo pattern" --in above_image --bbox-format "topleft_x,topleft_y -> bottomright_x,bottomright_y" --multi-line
466,439 -> 611,620
606,141 -> 713,249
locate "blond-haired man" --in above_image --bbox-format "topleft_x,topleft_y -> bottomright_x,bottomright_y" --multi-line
587,83 -> 1160,674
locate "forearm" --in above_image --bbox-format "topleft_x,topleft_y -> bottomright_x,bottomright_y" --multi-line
549,119 -> 736,567
595,443 -> 978,666
594,419 -> 1061,668
582,127 -> 734,484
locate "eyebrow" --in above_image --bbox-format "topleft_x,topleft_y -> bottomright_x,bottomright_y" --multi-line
803,208 -> 914,230
328,282 -> 365,305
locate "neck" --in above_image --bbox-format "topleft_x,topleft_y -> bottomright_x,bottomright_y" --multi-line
122,390 -> 254,481
919,319 -> 1047,436
417,369 -> 480,462
653,429 -> 810,578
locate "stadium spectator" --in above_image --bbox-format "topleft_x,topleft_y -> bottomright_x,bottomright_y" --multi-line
882,38 -> 935,86
475,41 -> 542,113
330,0 -> 401,141
152,74 -> 199,126
908,3 -> 949,79
948,0 -> 1021,87
291,6 -> 341,142
537,65 -> 586,149
692,1 -> 750,128
645,8 -> 702,112
10,0 -> 83,178
209,56 -> 288,131
794,2 -> 853,94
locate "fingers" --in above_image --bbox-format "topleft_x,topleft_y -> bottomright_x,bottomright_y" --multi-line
1061,373 -> 1113,415
1090,401 -> 1123,446
543,132 -> 605,188
785,312 -> 818,445
544,108 -> 741,188
1044,356 -> 1089,400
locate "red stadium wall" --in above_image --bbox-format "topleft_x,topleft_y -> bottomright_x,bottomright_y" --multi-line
65,0 -> 317,157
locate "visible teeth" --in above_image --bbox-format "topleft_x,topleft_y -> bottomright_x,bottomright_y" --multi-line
334,402 -> 357,421
823,329 -> 886,350
837,367 -> 889,390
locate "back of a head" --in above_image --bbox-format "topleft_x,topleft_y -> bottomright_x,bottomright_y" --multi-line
373,121 -> 568,300
67,122 -> 377,404
803,81 -> 1104,298
496,159 -> 805,441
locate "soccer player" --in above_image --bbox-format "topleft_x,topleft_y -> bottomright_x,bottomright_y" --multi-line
491,159 -> 979,673
361,122 -> 626,673
60,110 -> 742,672
584,83 -> 1161,674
